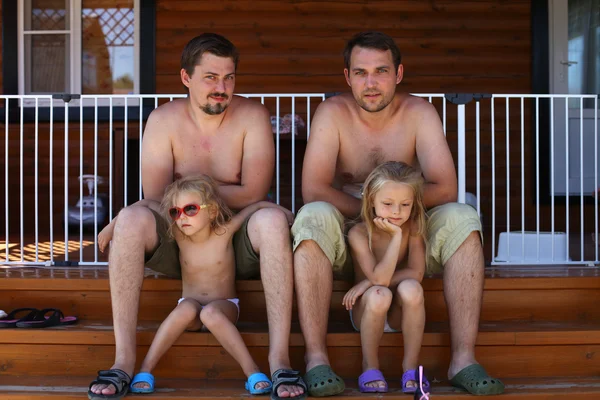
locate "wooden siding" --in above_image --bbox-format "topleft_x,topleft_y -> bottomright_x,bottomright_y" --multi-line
155,0 -> 531,95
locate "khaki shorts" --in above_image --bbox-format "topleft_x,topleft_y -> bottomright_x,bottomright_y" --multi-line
145,209 -> 260,279
291,201 -> 482,276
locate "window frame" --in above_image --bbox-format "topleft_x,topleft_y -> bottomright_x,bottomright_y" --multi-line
17,0 -> 140,107
2,0 -> 155,120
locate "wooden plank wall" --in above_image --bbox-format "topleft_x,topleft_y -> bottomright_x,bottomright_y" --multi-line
155,0 -> 531,94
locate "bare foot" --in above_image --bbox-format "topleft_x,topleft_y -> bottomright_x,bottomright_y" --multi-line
89,365 -> 133,396
365,380 -> 388,389
404,379 -> 417,390
98,218 -> 116,252
253,380 -> 271,391
276,383 -> 305,398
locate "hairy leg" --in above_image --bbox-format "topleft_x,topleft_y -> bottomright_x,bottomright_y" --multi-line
443,232 -> 485,379
294,240 -> 332,372
247,209 -> 302,397
90,206 -> 160,396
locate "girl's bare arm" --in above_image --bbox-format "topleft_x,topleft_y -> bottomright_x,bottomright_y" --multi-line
389,233 -> 426,287
348,224 -> 402,287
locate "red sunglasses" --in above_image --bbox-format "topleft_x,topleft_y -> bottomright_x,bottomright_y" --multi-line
168,203 -> 207,221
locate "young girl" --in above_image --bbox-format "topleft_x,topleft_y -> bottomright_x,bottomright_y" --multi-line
342,161 -> 430,395
99,175 -> 294,395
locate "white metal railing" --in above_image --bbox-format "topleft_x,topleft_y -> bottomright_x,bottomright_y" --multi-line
0,93 -> 598,266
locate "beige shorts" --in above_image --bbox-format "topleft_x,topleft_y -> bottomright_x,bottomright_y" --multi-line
291,201 -> 482,275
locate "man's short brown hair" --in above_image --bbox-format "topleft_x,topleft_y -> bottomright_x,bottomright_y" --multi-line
343,31 -> 402,71
180,33 -> 239,76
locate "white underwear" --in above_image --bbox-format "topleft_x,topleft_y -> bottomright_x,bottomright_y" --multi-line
177,297 -> 240,322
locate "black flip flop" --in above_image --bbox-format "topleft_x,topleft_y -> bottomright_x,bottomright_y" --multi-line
16,308 -> 78,328
0,308 -> 39,328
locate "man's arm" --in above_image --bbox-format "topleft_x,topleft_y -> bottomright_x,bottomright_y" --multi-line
217,104 -> 274,210
414,101 -> 458,208
141,109 -> 175,201
302,101 -> 361,218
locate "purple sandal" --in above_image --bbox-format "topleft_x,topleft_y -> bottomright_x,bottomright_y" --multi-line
402,367 -> 430,394
358,369 -> 388,393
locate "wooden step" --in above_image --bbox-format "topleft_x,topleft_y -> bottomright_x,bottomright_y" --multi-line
2,267 -> 600,323
2,376 -> 600,399
1,320 -> 600,380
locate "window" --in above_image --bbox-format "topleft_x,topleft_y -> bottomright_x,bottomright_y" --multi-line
18,0 -> 140,102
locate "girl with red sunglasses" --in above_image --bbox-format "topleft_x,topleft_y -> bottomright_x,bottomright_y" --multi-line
99,175 -> 294,395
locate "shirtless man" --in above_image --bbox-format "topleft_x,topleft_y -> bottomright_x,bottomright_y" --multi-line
291,31 -> 505,396
88,33 -> 306,400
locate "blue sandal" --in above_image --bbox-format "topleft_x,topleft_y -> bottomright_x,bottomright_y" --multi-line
245,372 -> 273,395
129,372 -> 155,394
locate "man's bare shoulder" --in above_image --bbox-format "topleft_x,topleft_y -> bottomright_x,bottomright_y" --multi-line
149,98 -> 188,119
228,95 -> 270,121
316,93 -> 355,115
396,93 -> 438,119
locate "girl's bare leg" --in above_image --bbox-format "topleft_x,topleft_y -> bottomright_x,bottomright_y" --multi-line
387,279 -> 425,390
200,300 -> 269,391
352,286 -> 393,390
132,299 -> 203,390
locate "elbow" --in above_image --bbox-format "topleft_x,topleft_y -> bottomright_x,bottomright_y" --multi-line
443,185 -> 458,204
302,185 -> 320,204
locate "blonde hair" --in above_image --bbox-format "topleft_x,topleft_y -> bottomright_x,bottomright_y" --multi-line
360,161 -> 427,249
160,175 -> 233,239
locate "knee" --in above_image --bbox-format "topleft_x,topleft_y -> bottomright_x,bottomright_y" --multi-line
114,206 -> 155,236
397,279 -> 424,306
364,286 -> 393,313
175,300 -> 201,321
199,304 -> 226,328
250,208 -> 290,237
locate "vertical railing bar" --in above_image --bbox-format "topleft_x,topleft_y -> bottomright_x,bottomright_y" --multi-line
505,97 -> 510,260
443,97 -> 447,135
260,96 -> 264,105
34,98 -> 39,261
491,99 -> 496,262
550,98 -> 555,260
594,97 -> 598,263
276,97 -> 280,205
5,99 -> 9,262
124,98 -> 128,207
580,97 -> 584,262
109,98 -> 113,222
475,100 -> 481,215
565,99 -> 569,261
20,98 -> 24,262
457,104 -> 466,204
520,97 -> 525,262
154,96 -> 158,110
79,99 -> 84,262
94,97 -> 99,262
49,101 -> 54,262
64,101 -> 69,260
139,97 -> 143,201
306,97 -> 311,140
535,97 -> 540,261
291,96 -> 296,213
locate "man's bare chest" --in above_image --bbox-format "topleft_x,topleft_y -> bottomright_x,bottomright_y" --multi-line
172,133 -> 244,182
337,132 -> 415,182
